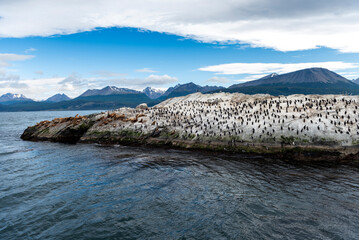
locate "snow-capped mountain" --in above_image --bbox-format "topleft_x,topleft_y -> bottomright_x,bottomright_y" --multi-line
45,93 -> 71,102
353,78 -> 359,85
0,93 -> 32,103
142,87 -> 165,99
79,86 -> 141,97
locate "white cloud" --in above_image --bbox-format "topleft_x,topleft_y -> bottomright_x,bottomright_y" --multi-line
144,74 -> 177,85
198,62 -> 359,75
340,73 -> 359,80
0,73 -> 20,81
0,77 -> 65,99
98,74 -> 178,89
136,68 -> 158,73
47,73 -> 178,99
25,47 -> 37,53
94,71 -> 126,78
0,52 -> 35,96
0,51 -> 176,99
0,1 -> 358,52
206,76 -> 230,84
233,74 -> 268,83
60,73 -> 90,87
0,53 -> 34,67
59,73 -> 177,89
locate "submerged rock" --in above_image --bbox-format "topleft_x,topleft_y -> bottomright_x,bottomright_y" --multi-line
21,92 -> 359,161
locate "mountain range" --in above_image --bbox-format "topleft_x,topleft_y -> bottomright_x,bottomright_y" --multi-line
80,86 -> 166,99
80,86 -> 140,97
1,68 -> 359,111
159,82 -> 224,99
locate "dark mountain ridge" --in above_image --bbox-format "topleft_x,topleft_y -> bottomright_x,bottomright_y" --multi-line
230,68 -> 354,88
2,68 -> 359,112
225,68 -> 359,95
0,93 -> 151,112
80,86 -> 140,97
162,82 -> 224,98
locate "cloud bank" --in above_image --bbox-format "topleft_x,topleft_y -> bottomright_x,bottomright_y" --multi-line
59,74 -> 177,89
0,48 -> 177,99
0,53 -> 34,93
1,74 -> 178,100
0,53 -> 34,67
199,62 -> 359,75
206,76 -> 231,84
0,0 -> 359,52
136,68 -> 158,73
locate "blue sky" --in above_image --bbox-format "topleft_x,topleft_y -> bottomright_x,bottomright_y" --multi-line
0,0 -> 359,99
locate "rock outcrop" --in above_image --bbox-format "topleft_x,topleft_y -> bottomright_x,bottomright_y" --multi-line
21,92 -> 359,161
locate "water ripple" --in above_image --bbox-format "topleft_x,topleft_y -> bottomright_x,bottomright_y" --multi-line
1,111 -> 359,239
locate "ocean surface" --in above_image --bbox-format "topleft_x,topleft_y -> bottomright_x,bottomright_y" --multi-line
1,111 -> 359,239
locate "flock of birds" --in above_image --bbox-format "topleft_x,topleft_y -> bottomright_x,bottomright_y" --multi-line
92,92 -> 359,146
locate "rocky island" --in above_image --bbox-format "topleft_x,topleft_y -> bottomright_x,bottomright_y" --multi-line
21,92 -> 359,161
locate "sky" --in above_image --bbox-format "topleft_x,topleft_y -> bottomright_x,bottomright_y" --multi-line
0,0 -> 359,100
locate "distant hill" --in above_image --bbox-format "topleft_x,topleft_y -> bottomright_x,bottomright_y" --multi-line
227,68 -> 359,95
353,78 -> 359,85
162,82 -> 224,98
46,93 -> 71,102
146,82 -> 224,106
80,86 -> 140,97
0,93 -> 151,112
230,68 -> 353,88
71,93 -> 151,109
0,93 -> 33,104
142,87 -> 165,99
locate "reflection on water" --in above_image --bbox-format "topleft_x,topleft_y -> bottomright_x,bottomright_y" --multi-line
1,111 -> 359,239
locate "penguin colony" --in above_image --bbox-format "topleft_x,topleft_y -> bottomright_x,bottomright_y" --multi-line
87,92 -> 359,146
